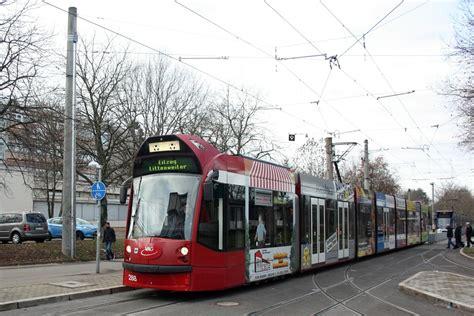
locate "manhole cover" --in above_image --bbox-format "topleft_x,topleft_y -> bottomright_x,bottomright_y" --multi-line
216,302 -> 239,307
49,281 -> 95,288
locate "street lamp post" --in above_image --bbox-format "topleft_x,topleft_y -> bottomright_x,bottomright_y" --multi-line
89,161 -> 102,274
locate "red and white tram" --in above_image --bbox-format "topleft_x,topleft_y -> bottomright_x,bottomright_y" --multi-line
120,134 -> 423,291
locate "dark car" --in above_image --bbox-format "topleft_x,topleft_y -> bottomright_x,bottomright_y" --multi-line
0,212 -> 49,244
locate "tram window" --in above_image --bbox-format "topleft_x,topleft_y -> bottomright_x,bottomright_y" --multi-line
397,209 -> 406,234
273,191 -> 293,247
249,189 -> 293,249
227,185 -> 245,250
197,182 -> 223,250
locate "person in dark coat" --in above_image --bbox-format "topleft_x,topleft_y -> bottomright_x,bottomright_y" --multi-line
466,222 -> 473,247
454,224 -> 464,249
446,225 -> 456,249
103,222 -> 116,260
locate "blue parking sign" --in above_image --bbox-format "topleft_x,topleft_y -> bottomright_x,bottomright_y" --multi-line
91,181 -> 106,200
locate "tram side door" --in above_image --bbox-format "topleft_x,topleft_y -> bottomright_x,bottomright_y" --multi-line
338,202 -> 349,258
311,198 -> 326,264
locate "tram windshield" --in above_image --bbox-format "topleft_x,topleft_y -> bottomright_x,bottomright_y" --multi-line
128,174 -> 201,240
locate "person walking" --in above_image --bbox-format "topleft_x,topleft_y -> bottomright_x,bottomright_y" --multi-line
454,224 -> 464,249
446,225 -> 456,249
466,222 -> 472,247
103,222 -> 116,260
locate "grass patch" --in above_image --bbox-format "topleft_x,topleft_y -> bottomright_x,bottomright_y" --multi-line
463,247 -> 474,258
0,239 -> 124,266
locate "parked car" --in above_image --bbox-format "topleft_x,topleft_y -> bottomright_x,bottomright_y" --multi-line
47,217 -> 97,240
0,212 -> 49,244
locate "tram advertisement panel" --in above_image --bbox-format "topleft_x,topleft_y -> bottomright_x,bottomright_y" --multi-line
249,246 -> 292,282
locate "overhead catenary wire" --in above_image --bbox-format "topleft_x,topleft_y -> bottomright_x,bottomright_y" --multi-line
320,0 -> 405,59
275,0 -> 431,49
262,0 -> 411,164
41,1 -> 464,182
320,1 -> 454,176
41,1 -> 329,136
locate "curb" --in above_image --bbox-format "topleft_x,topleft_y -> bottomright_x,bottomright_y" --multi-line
399,272 -> 474,313
0,285 -> 134,312
460,247 -> 474,260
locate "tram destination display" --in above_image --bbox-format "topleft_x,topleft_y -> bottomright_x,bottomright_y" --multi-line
134,156 -> 199,176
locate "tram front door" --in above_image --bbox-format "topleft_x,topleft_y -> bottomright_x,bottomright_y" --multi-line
311,198 -> 325,264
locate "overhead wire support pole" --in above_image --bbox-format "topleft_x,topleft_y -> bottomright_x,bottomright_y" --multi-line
62,6 -> 77,258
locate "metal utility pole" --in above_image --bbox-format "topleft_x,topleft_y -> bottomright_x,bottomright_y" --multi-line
430,182 -> 435,231
325,137 -> 333,180
62,7 -> 77,257
363,139 -> 369,191
96,166 -> 102,274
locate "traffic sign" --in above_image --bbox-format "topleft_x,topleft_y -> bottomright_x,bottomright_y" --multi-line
91,181 -> 106,200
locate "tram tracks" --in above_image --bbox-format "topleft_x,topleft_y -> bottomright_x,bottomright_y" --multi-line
291,248 -> 440,315
49,290 -> 194,316
248,248 -> 438,315
47,245 -> 471,316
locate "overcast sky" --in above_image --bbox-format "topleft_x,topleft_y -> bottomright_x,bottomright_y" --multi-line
32,0 -> 472,195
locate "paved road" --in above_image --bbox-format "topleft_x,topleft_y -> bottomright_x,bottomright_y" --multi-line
3,243 -> 472,315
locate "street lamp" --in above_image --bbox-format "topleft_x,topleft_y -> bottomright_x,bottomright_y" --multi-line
88,160 -> 102,273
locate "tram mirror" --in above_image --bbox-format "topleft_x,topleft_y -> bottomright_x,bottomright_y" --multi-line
119,176 -> 133,205
119,186 -> 128,204
203,170 -> 219,202
203,181 -> 214,202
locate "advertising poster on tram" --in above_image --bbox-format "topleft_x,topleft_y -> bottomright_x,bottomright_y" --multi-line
249,246 -> 293,282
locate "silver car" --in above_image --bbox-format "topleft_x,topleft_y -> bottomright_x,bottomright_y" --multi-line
0,212 -> 49,244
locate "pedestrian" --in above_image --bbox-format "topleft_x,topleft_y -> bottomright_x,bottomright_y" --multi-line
446,225 -> 456,249
103,222 -> 116,260
454,224 -> 464,249
466,222 -> 473,247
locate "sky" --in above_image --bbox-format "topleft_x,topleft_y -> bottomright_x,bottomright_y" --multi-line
28,0 -> 473,196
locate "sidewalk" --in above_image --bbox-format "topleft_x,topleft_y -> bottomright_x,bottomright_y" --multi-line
0,260 -> 131,312
399,247 -> 474,313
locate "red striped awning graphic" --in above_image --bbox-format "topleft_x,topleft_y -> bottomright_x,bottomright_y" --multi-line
249,161 -> 294,193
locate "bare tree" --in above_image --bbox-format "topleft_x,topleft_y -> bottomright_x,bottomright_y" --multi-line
205,87 -> 277,159
443,0 -> 473,152
290,137 -> 326,177
125,57 -> 210,139
403,188 -> 430,204
343,156 -> 400,195
0,0 -> 50,133
7,93 -> 64,218
0,0 -> 52,192
75,37 -> 138,226
435,182 -> 474,218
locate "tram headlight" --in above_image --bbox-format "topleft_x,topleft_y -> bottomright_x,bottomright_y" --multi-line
126,245 -> 132,254
180,246 -> 189,256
